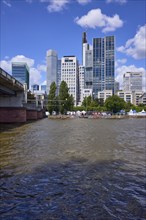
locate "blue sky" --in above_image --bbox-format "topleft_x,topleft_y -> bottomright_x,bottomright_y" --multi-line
0,0 -> 146,90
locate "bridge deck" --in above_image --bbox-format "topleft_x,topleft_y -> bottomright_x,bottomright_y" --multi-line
0,68 -> 24,95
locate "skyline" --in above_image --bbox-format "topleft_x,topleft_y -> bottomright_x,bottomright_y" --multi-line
0,0 -> 146,90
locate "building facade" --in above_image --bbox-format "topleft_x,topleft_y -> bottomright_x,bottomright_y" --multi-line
123,72 -> 142,91
117,90 -> 144,105
12,62 -> 29,89
46,49 -> 58,94
61,56 -> 79,106
98,90 -> 113,102
93,36 -> 115,96
57,59 -> 61,95
31,84 -> 39,91
78,65 -> 85,105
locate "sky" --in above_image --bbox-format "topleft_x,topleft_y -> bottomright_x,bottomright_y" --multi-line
0,0 -> 146,90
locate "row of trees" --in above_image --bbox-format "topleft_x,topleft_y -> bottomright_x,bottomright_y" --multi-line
48,81 -> 74,114
48,83 -> 146,114
78,95 -> 146,113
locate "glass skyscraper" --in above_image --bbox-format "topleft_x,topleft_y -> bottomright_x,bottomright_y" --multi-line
93,36 -> 115,96
46,49 -> 58,94
12,62 -> 29,89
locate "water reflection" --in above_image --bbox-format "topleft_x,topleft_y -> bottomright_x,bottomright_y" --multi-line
0,118 -> 146,219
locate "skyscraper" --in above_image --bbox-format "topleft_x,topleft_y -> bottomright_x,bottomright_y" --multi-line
93,36 -> 115,96
46,49 -> 58,94
61,56 -> 79,106
57,59 -> 61,95
12,62 -> 29,89
123,72 -> 142,91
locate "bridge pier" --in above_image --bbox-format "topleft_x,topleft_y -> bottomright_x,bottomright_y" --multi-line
0,107 -> 26,123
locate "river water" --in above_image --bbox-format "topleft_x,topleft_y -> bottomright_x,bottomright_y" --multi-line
0,118 -> 146,220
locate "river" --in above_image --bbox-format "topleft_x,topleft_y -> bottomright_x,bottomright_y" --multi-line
0,118 -> 146,219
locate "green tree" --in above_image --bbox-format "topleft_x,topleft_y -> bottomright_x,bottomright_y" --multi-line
48,82 -> 57,115
82,96 -> 92,109
104,95 -> 126,113
67,94 -> 74,111
59,81 -> 72,114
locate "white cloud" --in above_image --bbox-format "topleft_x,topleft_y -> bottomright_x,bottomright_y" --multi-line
77,0 -> 91,5
0,60 -> 11,73
47,0 -> 69,12
3,0 -> 12,7
106,0 -> 127,4
115,58 -> 127,68
11,55 -> 34,68
37,64 -> 46,72
30,68 -> 42,85
75,8 -> 123,33
116,64 -> 146,91
0,55 -> 44,85
41,80 -> 47,85
117,25 -> 146,59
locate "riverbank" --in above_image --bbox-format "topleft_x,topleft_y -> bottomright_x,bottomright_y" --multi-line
48,114 -> 146,119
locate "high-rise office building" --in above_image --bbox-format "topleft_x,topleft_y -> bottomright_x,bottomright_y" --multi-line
84,46 -> 93,90
123,72 -> 142,91
93,36 -> 115,96
78,65 -> 85,104
57,59 -> 61,95
82,32 -> 89,66
12,62 -> 29,89
46,49 -> 58,94
31,84 -> 39,91
61,56 -> 79,106
41,85 -> 47,92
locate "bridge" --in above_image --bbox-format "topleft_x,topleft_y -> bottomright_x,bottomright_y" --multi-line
0,68 -> 46,123
0,67 -> 24,96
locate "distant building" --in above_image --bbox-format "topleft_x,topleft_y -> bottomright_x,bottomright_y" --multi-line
82,88 -> 92,100
78,65 -> 85,105
41,85 -> 46,92
12,62 -> 29,89
61,56 -> 79,106
31,84 -> 39,91
46,49 -> 58,94
84,46 -> 93,90
114,81 -> 120,94
93,36 -> 115,96
138,92 -> 146,105
98,90 -> 113,102
123,72 -> 142,91
57,59 -> 61,95
117,90 -> 144,105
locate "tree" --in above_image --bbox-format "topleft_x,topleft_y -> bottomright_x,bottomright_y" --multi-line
59,81 -> 72,114
48,82 -> 57,115
82,96 -> 92,109
104,95 -> 126,113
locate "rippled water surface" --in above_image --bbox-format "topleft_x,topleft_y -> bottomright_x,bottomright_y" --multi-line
0,118 -> 146,219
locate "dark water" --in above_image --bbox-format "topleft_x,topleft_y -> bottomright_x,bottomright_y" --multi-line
0,118 -> 146,220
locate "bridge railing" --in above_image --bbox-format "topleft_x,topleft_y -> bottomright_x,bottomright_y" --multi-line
0,67 -> 24,89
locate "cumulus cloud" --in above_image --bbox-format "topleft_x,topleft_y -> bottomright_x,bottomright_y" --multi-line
115,58 -> 127,67
115,64 -> 146,91
2,0 -> 11,7
41,80 -> 47,85
30,68 -> 42,85
75,8 -> 123,33
77,0 -> 91,5
117,25 -> 146,59
0,55 -> 45,86
11,55 -> 34,68
37,64 -> 46,72
106,0 -> 127,4
47,0 -> 69,12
